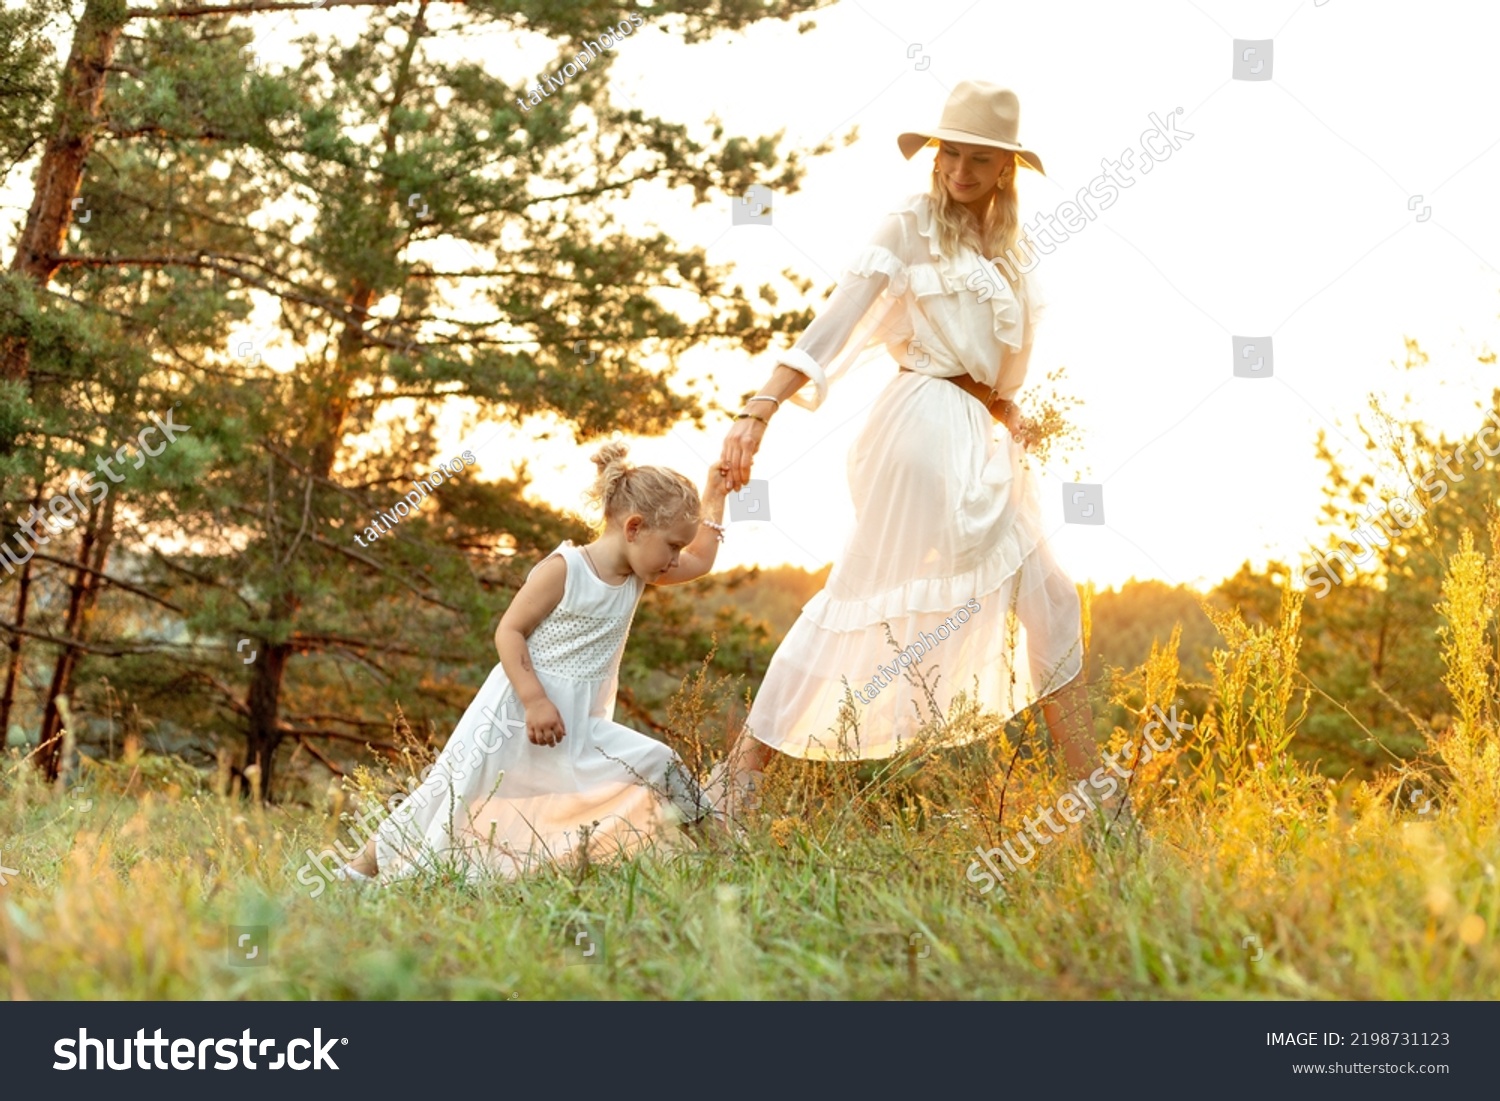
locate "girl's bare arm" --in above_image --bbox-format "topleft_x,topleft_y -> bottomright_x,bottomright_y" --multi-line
657,467 -> 730,586
494,555 -> 566,709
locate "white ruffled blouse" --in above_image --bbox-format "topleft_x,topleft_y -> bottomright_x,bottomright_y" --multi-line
771,192 -> 1046,409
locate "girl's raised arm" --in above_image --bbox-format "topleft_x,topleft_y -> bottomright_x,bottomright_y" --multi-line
656,465 -> 729,585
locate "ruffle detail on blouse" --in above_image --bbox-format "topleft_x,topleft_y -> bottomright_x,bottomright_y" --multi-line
896,192 -> 1031,353
968,256 -> 1026,352
799,520 -> 1047,633
840,244 -> 909,299
905,262 -> 945,298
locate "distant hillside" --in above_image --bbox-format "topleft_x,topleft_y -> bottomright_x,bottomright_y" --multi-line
693,563 -> 833,639
1085,578 -> 1219,686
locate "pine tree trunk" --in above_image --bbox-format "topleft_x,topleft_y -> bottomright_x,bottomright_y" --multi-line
0,477 -> 47,740
236,6 -> 422,797
36,494 -> 115,781
0,549 -> 37,744
243,638 -> 290,802
1,0 -> 126,387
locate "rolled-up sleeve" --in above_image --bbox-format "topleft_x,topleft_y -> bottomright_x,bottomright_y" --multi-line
774,215 -> 910,411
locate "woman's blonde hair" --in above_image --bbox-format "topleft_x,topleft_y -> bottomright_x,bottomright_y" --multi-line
925,149 -> 1032,289
585,441 -> 700,531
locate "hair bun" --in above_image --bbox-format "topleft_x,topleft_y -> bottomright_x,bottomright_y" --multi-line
582,439 -> 700,532
591,441 -> 630,474
585,441 -> 633,520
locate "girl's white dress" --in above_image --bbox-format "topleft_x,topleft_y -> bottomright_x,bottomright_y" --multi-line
374,540 -> 708,880
743,191 -> 1083,760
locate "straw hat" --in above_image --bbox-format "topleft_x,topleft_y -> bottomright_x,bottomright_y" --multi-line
897,80 -> 1045,175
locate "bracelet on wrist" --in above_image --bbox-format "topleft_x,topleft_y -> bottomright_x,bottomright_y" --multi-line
734,411 -> 769,425
702,519 -> 727,543
746,394 -> 781,409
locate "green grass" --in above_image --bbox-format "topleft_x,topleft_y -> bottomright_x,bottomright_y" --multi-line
3,531 -> 1499,1000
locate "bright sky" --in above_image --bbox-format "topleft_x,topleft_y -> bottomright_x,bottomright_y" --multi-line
484,0 -> 1500,594
11,1 -> 1500,595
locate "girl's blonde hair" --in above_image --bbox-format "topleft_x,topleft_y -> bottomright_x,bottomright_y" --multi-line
585,441 -> 700,531
925,149 -> 1031,290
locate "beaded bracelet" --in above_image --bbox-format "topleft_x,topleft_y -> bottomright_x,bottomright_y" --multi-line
702,519 -> 727,543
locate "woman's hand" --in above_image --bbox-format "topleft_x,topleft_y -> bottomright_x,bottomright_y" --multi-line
525,697 -> 567,746
718,415 -> 767,492
998,400 -> 1030,449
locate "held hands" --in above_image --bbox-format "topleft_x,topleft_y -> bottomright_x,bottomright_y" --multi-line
719,415 -> 766,492
525,696 -> 567,746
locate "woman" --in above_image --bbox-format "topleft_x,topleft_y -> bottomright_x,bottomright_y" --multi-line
715,81 -> 1132,833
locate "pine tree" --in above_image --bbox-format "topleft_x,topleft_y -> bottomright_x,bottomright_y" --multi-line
2,0 -> 830,797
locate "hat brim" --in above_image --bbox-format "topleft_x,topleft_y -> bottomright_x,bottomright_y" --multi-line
897,130 -> 1044,175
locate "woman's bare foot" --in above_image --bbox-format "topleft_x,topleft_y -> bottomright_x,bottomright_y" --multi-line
711,731 -> 776,824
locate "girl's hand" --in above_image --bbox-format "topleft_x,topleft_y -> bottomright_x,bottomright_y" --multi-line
525,697 -> 567,746
719,416 -> 766,492
703,463 -> 730,507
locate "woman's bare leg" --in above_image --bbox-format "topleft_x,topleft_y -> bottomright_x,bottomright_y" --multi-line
1040,673 -> 1096,779
718,728 -> 777,820
1041,672 -> 1139,838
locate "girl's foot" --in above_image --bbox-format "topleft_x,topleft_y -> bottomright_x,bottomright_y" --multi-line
333,863 -> 373,883
344,837 -> 380,879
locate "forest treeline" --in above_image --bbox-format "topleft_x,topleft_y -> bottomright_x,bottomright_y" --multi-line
0,0 -> 833,800
1,0 -> 1494,802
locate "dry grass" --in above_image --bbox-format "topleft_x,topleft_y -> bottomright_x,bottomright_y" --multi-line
2,523 -> 1498,1000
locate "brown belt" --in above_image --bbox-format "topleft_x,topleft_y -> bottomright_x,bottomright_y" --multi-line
898,365 -> 1012,422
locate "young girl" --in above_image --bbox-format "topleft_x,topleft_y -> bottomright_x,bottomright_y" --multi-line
338,442 -> 728,882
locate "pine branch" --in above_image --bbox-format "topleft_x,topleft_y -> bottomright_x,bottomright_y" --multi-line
295,734 -> 343,775
130,0 -> 408,21
290,633 -> 475,661
23,551 -> 184,613
0,622 -> 162,656
102,123 -> 232,140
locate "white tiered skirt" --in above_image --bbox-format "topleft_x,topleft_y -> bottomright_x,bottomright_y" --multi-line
374,663 -> 708,881
742,368 -> 1083,759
